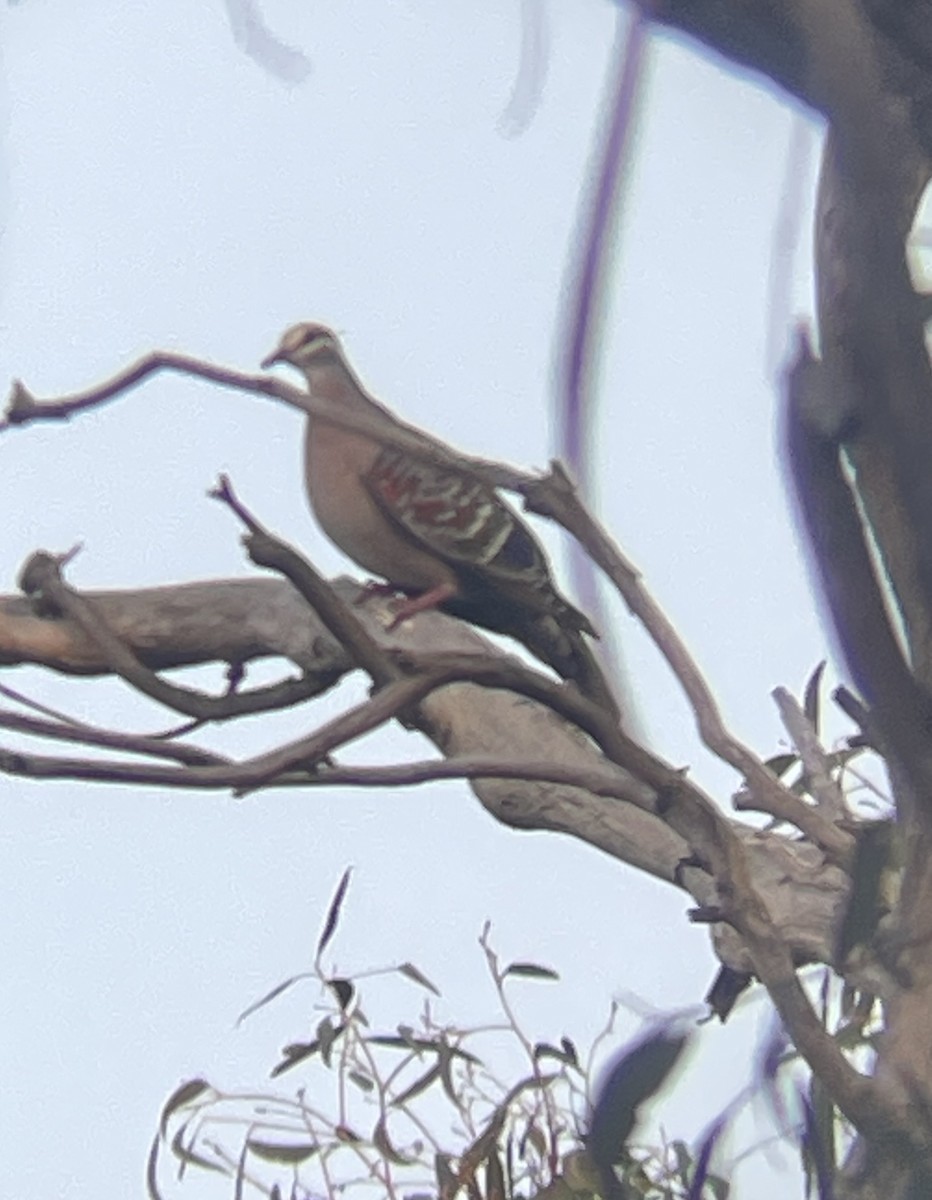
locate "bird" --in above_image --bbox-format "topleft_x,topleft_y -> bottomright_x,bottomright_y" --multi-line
261,321 -> 620,720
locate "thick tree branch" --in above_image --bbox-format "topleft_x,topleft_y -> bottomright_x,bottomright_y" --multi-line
0,576 -> 349,679
16,551 -> 338,720
644,0 -> 932,177
782,337 -> 932,797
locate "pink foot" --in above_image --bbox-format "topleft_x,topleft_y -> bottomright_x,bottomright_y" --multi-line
387,581 -> 458,630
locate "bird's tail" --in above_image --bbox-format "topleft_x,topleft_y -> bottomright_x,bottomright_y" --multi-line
520,614 -> 621,724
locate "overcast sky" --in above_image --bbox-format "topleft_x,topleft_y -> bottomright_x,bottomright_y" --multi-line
0,1 -> 838,1196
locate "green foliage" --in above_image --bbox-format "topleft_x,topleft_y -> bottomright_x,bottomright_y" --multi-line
146,877 -> 804,1200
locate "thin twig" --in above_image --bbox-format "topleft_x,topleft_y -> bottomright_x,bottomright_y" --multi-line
2,349 -> 526,492
213,474 -> 402,691
0,707 -> 229,767
0,680 -> 90,727
772,686 -> 847,821
523,464 -> 854,863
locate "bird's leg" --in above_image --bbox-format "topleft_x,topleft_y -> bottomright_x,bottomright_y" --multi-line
387,581 -> 459,629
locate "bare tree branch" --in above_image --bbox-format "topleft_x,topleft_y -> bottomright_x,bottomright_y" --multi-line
0,707 -> 229,767
213,473 -> 403,690
16,550 -> 337,720
524,463 -> 854,863
772,686 -> 847,822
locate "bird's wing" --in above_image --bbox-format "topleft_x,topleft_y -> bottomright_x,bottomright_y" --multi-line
363,446 -> 595,636
364,445 -> 620,718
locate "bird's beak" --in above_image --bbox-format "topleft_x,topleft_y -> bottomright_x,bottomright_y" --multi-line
260,345 -> 284,370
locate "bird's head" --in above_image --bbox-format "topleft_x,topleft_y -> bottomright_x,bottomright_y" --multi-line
261,322 -> 342,372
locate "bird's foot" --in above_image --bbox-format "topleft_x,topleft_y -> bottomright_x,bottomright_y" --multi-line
354,579 -> 400,606
387,581 -> 458,630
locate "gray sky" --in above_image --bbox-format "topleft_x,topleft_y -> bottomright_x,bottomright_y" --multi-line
0,1 -> 833,1196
